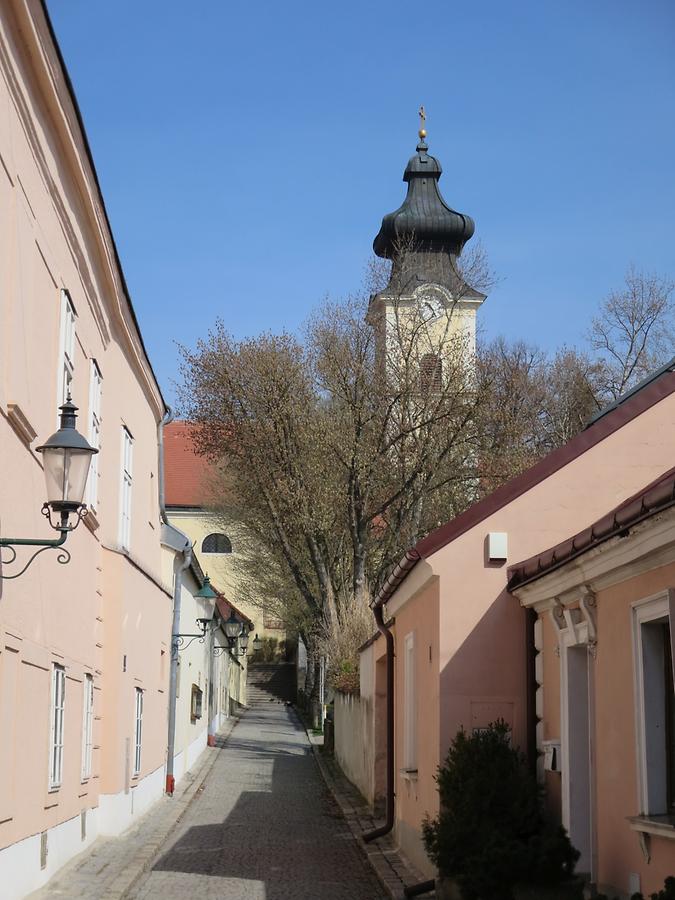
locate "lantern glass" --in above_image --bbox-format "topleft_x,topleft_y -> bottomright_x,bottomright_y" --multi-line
252,634 -> 263,652
239,631 -> 249,651
42,446 -> 93,510
224,612 -> 241,640
36,397 -> 97,513
195,576 -> 217,623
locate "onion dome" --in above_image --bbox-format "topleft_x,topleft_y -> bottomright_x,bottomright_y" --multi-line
373,139 -> 475,260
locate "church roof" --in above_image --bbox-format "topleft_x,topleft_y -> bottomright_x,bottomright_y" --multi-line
373,138 -> 475,259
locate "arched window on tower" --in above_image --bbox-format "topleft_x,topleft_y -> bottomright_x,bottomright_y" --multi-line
201,533 -> 232,554
420,353 -> 443,395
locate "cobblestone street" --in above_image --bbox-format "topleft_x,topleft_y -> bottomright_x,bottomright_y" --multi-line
126,703 -> 386,900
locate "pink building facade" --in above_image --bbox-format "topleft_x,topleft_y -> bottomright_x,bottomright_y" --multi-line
510,468 -> 675,897
0,2 -> 196,894
338,363 -> 675,877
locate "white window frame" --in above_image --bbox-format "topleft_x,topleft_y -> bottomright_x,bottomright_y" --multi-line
57,290 -> 76,414
49,665 -> 66,790
119,427 -> 133,550
632,589 -> 675,816
133,688 -> 143,776
81,674 -> 94,781
403,632 -> 417,772
87,361 -> 102,511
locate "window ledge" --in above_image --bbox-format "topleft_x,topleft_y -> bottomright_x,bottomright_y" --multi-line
628,815 -> 675,840
6,403 -> 37,445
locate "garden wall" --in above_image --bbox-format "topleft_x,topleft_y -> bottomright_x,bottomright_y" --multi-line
334,691 -> 375,804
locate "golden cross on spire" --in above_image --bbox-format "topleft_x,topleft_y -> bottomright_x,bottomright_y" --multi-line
418,105 -> 427,140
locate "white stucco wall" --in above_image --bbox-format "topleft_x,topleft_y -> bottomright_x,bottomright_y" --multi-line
334,692 -> 375,804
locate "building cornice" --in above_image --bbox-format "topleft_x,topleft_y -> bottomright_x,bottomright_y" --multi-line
512,508 -> 675,611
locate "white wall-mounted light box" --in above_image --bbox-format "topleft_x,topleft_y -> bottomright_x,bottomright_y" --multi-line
542,739 -> 561,772
487,532 -> 508,562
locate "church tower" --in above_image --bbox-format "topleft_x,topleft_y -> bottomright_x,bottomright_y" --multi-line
368,113 -> 486,376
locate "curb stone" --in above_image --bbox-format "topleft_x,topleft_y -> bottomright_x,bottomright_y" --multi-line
29,718 -> 240,900
303,721 -> 435,900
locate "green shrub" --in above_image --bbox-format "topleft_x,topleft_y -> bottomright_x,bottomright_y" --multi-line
422,721 -> 579,900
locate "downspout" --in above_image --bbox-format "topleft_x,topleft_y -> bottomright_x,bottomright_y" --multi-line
363,602 -> 395,842
158,408 -> 192,795
525,608 -> 537,775
207,621 -> 216,746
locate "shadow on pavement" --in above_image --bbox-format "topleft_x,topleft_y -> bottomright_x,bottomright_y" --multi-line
151,708 -> 383,900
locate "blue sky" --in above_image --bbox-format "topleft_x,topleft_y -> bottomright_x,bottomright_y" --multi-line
47,0 -> 675,403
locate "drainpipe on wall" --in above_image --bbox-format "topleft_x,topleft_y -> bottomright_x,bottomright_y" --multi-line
363,602 -> 395,842
158,408 -> 192,795
207,618 -> 216,746
525,608 -> 538,775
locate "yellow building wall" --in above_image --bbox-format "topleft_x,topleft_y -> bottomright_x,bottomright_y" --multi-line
167,509 -> 286,648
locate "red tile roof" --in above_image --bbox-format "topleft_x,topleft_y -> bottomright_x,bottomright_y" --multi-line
373,363 -> 675,607
164,421 -> 213,508
216,596 -> 253,628
507,464 -> 675,591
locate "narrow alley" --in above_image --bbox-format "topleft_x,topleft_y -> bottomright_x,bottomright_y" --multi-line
126,698 -> 386,900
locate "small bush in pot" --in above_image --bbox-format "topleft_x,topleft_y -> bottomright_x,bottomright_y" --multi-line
422,720 -> 579,900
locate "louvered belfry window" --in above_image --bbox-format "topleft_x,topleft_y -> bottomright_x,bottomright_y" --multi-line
420,353 -> 442,394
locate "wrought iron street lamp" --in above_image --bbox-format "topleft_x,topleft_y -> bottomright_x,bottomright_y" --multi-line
224,609 -> 242,645
0,396 -> 98,580
213,610 -> 249,657
172,575 -> 218,657
252,633 -> 263,653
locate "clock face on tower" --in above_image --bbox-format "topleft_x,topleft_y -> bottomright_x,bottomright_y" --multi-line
419,292 -> 445,322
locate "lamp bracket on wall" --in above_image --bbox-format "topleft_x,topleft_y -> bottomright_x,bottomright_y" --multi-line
0,505 -> 88,580
213,644 -> 246,659
0,540 -> 71,580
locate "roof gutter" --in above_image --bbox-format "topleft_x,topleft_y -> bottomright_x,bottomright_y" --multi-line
371,549 -> 421,609
508,492 -> 675,593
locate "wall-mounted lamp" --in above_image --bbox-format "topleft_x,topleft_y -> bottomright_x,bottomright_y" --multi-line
172,575 -> 218,658
214,610 -> 249,657
0,397 -> 98,580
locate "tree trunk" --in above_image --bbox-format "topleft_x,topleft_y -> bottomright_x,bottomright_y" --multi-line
304,644 -> 322,729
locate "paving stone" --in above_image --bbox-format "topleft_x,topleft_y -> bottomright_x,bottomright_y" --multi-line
28,718 -> 237,900
29,703 -> 420,900
126,704 -> 386,900
309,745 -> 436,899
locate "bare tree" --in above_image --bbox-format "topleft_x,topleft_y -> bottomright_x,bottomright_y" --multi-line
588,266 -> 675,401
179,252 -> 673,712
539,348 -> 603,448
178,247 -> 494,714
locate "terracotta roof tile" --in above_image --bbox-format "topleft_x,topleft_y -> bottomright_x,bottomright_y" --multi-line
164,421 -> 213,508
216,596 -> 253,628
